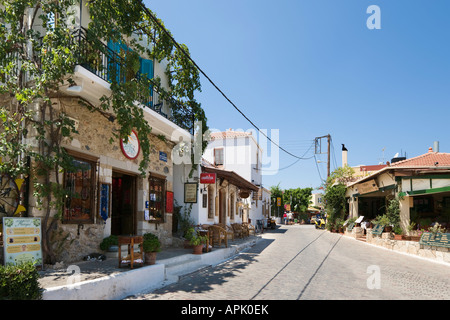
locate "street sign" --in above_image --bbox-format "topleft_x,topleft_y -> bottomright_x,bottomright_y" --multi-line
277,197 -> 281,206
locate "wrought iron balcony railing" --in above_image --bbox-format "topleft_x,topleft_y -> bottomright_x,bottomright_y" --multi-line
72,28 -> 194,135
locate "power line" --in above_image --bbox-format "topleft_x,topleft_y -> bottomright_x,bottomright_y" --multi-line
138,1 -> 312,160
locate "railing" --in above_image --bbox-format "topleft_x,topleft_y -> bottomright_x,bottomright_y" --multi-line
72,28 -> 194,135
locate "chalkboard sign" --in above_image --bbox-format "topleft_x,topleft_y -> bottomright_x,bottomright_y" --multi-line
419,232 -> 450,248
99,183 -> 110,221
371,224 -> 385,235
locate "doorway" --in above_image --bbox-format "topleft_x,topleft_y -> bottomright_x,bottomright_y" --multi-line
111,171 -> 137,235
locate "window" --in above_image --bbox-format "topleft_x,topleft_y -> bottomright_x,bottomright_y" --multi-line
64,158 -> 96,223
214,148 -> 224,166
149,176 -> 165,222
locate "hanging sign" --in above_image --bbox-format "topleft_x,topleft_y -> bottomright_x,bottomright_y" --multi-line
200,173 -> 216,184
120,130 -> 140,160
3,217 -> 43,267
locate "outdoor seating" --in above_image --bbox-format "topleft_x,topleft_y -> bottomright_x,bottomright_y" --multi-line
208,225 -> 228,248
241,223 -> 250,237
217,223 -> 235,242
243,222 -> 255,236
231,223 -> 244,239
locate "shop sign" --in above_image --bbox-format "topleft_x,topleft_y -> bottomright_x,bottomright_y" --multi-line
357,179 -> 379,194
3,217 -> 43,267
166,191 -> 174,213
419,232 -> 450,248
184,182 -> 198,203
200,173 -> 216,184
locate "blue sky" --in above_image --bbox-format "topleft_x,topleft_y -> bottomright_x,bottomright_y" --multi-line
145,0 -> 450,191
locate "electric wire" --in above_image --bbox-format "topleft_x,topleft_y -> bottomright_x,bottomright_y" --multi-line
138,1 -> 313,160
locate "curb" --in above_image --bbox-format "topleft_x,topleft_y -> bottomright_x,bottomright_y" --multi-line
42,237 -> 258,300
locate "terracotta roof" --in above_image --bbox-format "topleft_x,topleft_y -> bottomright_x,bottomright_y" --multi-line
210,130 -> 252,140
347,148 -> 450,187
390,148 -> 450,168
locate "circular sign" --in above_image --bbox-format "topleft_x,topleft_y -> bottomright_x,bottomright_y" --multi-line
0,174 -> 20,216
120,130 -> 140,160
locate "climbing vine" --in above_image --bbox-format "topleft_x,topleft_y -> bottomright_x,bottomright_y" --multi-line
0,0 -> 208,263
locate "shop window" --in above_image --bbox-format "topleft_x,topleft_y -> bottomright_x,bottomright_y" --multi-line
64,158 -> 96,223
149,176 -> 165,222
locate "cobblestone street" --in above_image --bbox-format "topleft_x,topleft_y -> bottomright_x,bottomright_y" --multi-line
127,225 -> 450,300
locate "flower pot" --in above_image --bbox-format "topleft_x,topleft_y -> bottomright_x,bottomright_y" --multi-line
193,245 -> 203,255
144,252 -> 157,265
394,234 -> 403,240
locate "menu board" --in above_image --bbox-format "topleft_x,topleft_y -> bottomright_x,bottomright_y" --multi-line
184,183 -> 198,203
3,217 -> 43,266
419,232 -> 450,248
371,224 -> 385,236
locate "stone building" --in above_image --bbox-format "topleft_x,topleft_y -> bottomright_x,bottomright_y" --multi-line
0,2 -> 198,264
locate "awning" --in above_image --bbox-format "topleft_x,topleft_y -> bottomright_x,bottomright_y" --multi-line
201,165 -> 259,192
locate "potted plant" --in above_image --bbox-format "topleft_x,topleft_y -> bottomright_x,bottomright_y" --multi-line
184,227 -> 196,249
100,235 -> 118,252
374,214 -> 391,232
142,233 -> 161,265
189,232 -> 209,255
393,226 -> 404,240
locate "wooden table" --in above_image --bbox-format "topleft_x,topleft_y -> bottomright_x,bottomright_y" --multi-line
118,235 -> 143,269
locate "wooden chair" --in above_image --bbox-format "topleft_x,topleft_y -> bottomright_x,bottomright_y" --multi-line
231,223 -> 244,239
209,225 -> 228,248
217,223 -> 235,242
242,223 -> 253,236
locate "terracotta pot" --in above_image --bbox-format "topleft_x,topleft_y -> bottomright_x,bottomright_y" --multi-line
394,234 -> 403,240
144,252 -> 157,265
193,245 -> 203,255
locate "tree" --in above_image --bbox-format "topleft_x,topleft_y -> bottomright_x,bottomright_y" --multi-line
322,166 -> 354,229
282,188 -> 312,213
0,0 -> 207,264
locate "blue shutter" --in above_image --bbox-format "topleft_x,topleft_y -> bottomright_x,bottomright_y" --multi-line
139,58 -> 154,106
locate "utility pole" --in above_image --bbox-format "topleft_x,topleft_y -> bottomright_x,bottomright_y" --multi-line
315,134 -> 331,178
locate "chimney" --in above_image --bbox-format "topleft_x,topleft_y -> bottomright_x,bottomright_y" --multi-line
434,141 -> 439,152
342,144 -> 348,167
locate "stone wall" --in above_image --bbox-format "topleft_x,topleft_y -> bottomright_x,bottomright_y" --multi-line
344,228 -> 450,265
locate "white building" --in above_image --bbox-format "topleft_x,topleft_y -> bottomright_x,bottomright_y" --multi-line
203,129 -> 264,225
173,129 -> 266,229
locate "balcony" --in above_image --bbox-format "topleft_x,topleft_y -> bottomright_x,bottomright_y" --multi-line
62,28 -> 194,138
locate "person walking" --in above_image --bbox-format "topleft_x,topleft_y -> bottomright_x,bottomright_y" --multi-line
283,212 -> 287,225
